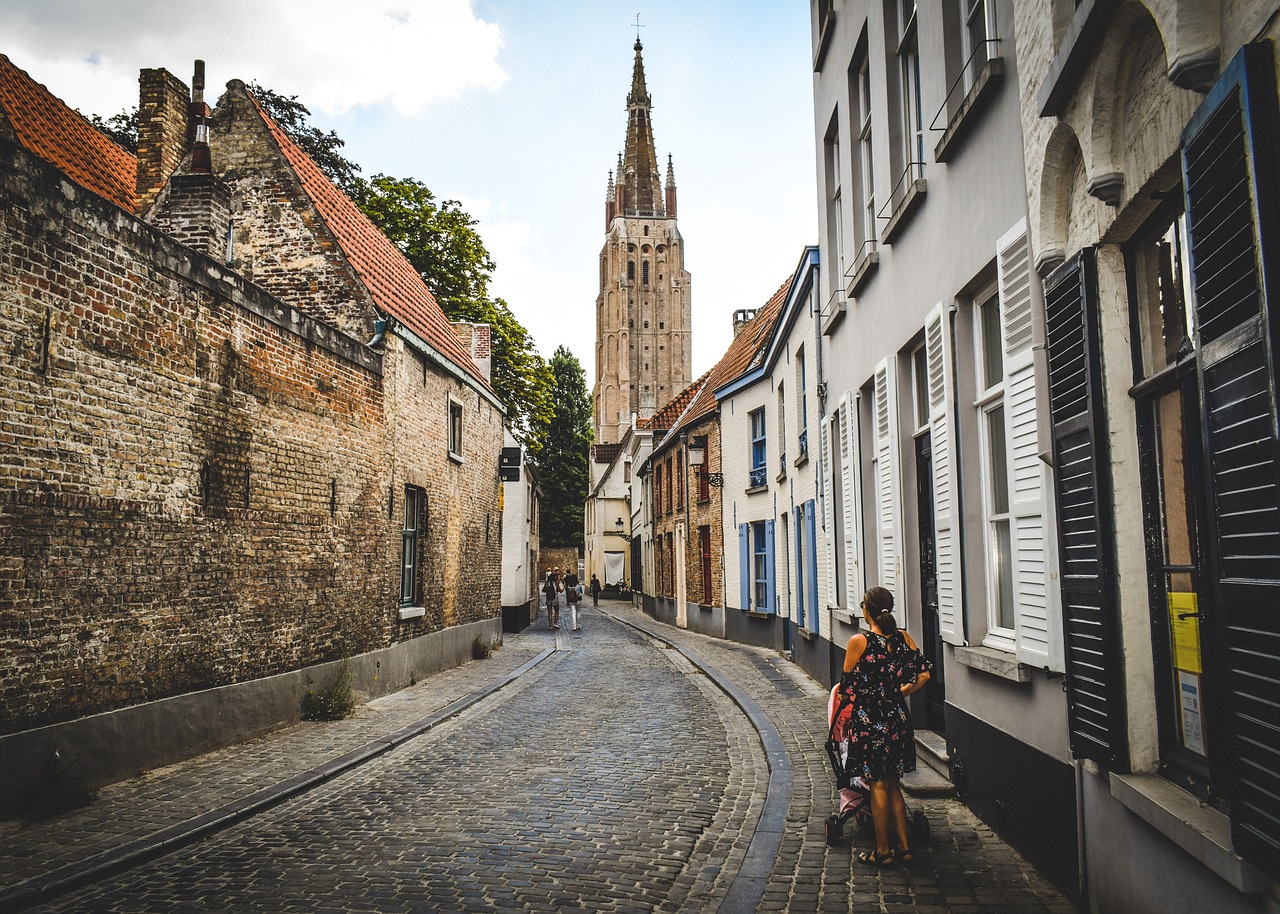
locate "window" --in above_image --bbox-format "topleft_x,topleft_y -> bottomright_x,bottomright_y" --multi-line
400,486 -> 423,605
642,261 -> 650,285
752,520 -> 769,611
1129,210 -> 1210,790
699,525 -> 713,604
447,399 -> 470,454
627,260 -> 635,281
676,450 -> 685,509
897,1 -> 924,179
777,383 -> 787,472
911,343 -> 929,432
825,121 -> 845,277
749,408 -> 767,487
797,348 -> 810,456
855,58 -> 875,250
963,0 -> 994,86
975,290 -> 1014,644
698,452 -> 711,502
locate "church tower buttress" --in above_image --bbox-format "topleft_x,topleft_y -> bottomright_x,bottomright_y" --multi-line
593,39 -> 693,446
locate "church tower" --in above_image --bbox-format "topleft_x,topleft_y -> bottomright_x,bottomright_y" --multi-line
593,39 -> 693,445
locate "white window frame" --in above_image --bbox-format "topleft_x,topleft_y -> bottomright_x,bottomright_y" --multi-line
974,287 -> 1016,650
858,59 -> 877,249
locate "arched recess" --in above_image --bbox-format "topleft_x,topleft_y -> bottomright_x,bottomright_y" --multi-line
1036,121 -> 1082,276
1144,0 -> 1221,90
1085,3 -> 1159,206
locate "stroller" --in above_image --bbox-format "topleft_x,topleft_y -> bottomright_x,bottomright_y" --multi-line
823,684 -> 931,846
823,684 -> 872,844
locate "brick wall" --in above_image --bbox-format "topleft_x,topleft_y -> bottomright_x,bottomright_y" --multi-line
0,130 -> 502,738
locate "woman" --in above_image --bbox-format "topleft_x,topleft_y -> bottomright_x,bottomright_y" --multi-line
842,586 -> 931,867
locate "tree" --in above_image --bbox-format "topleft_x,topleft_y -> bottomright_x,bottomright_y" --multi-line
247,83 -> 364,196
532,347 -> 593,547
84,109 -> 138,152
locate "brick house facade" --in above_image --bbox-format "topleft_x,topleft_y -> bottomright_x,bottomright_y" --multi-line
0,57 -> 503,811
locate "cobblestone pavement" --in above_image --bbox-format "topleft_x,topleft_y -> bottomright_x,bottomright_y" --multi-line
1,600 -> 1079,913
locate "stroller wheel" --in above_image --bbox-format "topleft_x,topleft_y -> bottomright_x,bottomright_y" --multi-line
911,808 -> 930,841
824,815 -> 843,845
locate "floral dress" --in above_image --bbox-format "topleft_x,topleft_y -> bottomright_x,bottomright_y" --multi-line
840,630 -> 933,782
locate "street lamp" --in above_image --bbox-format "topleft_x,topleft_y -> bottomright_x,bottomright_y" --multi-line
686,435 -> 723,487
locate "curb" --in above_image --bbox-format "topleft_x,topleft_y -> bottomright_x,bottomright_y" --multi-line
0,647 -> 556,914
600,610 -> 793,914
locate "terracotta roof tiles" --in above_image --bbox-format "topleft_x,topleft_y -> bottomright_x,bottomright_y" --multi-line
245,88 -> 490,391
0,54 -> 136,212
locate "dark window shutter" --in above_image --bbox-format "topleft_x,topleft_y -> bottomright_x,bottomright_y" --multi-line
1182,41 -> 1280,878
1044,249 -> 1127,768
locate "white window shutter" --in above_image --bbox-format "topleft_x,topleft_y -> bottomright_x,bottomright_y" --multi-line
820,413 -> 837,604
999,221 -> 1064,672
873,358 -> 902,599
839,395 -> 865,605
926,304 -> 963,645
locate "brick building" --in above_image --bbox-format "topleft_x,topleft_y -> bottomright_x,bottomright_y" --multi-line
0,56 -> 504,813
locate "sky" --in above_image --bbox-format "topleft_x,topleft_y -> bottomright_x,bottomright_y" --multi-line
0,0 -> 819,384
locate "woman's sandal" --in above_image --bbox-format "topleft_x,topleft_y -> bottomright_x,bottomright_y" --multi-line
897,848 -> 916,866
856,849 -> 897,868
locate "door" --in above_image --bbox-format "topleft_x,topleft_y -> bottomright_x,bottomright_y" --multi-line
916,432 -> 946,733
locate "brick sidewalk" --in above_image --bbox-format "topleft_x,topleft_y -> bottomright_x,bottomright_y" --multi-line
1,600 -> 1079,913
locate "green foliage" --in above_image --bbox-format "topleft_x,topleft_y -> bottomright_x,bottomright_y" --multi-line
301,659 -> 356,721
351,175 -> 552,444
84,109 -> 139,152
247,83 -> 365,196
471,636 -> 493,660
532,347 -> 594,546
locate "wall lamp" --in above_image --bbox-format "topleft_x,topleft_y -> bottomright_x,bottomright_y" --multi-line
686,435 -> 723,488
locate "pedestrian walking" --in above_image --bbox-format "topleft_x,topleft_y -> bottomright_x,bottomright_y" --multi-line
590,574 -> 601,608
543,568 -> 561,630
564,569 -> 581,630
840,586 -> 931,868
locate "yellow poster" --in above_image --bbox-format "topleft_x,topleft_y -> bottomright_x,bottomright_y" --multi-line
1168,592 -> 1201,674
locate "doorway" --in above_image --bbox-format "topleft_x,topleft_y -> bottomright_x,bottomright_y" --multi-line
916,433 -> 946,733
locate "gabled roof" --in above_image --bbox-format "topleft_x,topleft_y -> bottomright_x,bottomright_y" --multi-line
658,278 -> 791,449
648,368 -> 712,436
0,54 -> 136,212
245,88 -> 491,392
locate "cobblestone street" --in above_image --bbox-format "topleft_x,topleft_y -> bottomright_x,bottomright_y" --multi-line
0,601 -> 1078,913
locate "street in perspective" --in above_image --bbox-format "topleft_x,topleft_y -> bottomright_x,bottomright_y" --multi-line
0,602 -> 1075,913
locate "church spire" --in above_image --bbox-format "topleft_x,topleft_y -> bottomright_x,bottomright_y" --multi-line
622,39 -> 662,215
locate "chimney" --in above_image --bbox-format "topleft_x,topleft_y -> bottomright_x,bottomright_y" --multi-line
136,68 -> 191,215
732,308 -> 758,339
145,61 -> 232,259
450,321 -> 492,383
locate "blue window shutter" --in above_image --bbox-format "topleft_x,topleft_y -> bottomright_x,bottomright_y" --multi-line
765,519 -> 777,614
739,523 -> 750,610
806,500 -> 820,625
794,505 -> 805,628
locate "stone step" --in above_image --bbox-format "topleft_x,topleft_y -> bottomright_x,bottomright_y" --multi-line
912,729 -> 954,791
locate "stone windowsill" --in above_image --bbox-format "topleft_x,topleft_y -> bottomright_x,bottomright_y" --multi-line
934,57 -> 1005,162
881,180 -> 927,244
953,644 -> 1030,682
797,626 -> 815,641
1109,772 -> 1270,894
744,609 -> 772,620
746,484 -> 768,495
447,450 -> 464,465
398,605 -> 426,621
845,250 -> 879,298
775,468 -> 787,484
831,609 -> 858,628
793,450 -> 809,469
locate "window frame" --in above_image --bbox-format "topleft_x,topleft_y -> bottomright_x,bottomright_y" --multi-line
749,407 -> 768,487
752,520 -> 768,611
973,287 -> 1016,649
448,398 -> 464,462
400,485 -> 424,606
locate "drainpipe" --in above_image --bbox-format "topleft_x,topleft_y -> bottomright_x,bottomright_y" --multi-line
1076,757 -> 1089,911
367,312 -> 391,348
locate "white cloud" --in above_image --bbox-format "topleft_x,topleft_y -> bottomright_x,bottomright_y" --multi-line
0,0 -> 505,119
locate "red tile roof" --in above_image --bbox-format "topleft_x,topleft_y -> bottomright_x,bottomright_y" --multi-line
245,88 -> 491,391
0,54 -> 136,212
661,277 -> 791,446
